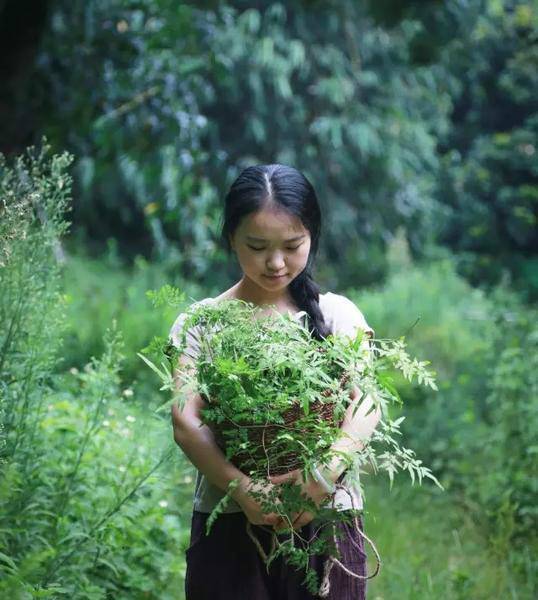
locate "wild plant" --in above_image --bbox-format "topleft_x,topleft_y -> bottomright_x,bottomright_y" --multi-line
0,142 -> 72,465
0,144 -> 186,597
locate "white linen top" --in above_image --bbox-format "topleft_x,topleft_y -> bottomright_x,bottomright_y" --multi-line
169,291 -> 374,513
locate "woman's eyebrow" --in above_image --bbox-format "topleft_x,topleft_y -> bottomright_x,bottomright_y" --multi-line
246,234 -> 306,242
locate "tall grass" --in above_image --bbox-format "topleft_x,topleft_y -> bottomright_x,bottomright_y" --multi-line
349,255 -> 537,595
365,478 -> 533,599
0,144 -> 194,597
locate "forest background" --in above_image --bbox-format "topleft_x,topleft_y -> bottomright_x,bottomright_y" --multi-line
1,0 -> 536,598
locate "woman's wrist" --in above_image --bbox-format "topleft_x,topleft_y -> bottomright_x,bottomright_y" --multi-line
317,454 -> 350,485
310,463 -> 337,494
230,474 -> 251,505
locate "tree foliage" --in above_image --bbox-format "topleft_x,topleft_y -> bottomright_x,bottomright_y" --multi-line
12,0 -> 446,287
436,0 -> 538,299
2,0 -> 534,295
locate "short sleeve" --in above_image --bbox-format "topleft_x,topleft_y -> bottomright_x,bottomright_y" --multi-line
168,311 -> 204,362
168,297 -> 217,362
330,294 -> 374,344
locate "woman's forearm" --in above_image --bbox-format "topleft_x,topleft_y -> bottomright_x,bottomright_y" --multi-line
173,412 -> 250,503
323,387 -> 382,484
172,358 -> 252,503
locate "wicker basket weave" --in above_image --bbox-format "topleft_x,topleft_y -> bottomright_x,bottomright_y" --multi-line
202,370 -> 351,477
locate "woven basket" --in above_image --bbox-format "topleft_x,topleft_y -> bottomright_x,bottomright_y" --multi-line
201,370 -> 351,477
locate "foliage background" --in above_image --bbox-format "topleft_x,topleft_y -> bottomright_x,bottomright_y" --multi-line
0,0 -> 536,597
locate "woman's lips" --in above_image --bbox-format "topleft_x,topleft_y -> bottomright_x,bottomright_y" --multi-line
264,274 -> 287,279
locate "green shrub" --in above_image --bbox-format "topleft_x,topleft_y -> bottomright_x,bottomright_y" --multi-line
0,144 -> 193,598
456,289 -> 537,561
347,257 -> 537,587
0,141 -> 71,466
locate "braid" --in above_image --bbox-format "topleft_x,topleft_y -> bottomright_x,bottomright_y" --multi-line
289,265 -> 331,342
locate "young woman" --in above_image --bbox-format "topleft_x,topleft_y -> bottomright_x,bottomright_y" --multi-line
170,164 -> 382,599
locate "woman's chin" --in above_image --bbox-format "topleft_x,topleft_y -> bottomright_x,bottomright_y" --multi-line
261,274 -> 290,285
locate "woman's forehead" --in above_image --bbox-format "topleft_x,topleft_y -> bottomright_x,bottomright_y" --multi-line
239,207 -> 307,239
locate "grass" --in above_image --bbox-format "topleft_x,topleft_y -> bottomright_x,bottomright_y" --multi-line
363,477 -> 533,599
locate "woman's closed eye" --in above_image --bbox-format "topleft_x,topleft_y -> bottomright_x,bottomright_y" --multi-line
248,245 -> 302,252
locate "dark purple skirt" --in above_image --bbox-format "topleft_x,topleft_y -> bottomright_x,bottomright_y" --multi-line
184,509 -> 368,599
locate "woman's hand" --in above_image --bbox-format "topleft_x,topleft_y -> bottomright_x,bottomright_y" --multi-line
232,476 -> 283,527
268,468 -> 332,531
171,402 -> 281,528
170,402 -> 186,445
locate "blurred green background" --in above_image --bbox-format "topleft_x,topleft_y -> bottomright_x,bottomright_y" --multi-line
1,1 -> 536,598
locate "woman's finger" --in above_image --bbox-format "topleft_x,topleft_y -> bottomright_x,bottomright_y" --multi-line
272,509 -> 313,532
293,511 -> 314,530
263,512 -> 282,526
271,508 -> 299,532
170,402 -> 180,424
291,510 -> 305,527
272,514 -> 294,532
269,469 -> 300,485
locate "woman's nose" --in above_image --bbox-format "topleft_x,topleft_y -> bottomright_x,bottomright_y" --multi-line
266,252 -> 286,271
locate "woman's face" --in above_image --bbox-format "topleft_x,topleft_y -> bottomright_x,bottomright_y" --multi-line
230,206 -> 312,293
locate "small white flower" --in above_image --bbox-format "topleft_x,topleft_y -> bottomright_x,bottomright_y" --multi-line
47,404 -> 54,411
103,420 -> 110,427
69,367 -> 79,375
123,388 -> 134,397
119,465 -> 126,473
183,475 -> 193,484
107,408 -> 115,416
126,415 -> 136,423
120,427 -> 131,437
159,500 -> 168,508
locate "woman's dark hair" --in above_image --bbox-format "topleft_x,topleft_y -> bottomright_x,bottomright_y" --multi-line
220,164 -> 331,341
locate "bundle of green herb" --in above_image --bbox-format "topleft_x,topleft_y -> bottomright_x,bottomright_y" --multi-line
178,299 -> 359,478
139,290 -> 442,596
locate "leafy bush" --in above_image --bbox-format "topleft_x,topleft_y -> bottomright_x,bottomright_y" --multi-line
455,289 -> 537,557
349,256 -> 537,585
1,326 -> 191,598
0,143 -> 194,598
0,141 -> 72,467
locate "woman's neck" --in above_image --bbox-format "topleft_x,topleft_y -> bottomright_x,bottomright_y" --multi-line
217,277 -> 298,313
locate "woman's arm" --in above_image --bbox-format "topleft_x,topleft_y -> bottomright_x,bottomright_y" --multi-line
322,385 -> 382,485
171,356 -> 280,525
269,386 -> 382,531
171,393 -> 248,497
